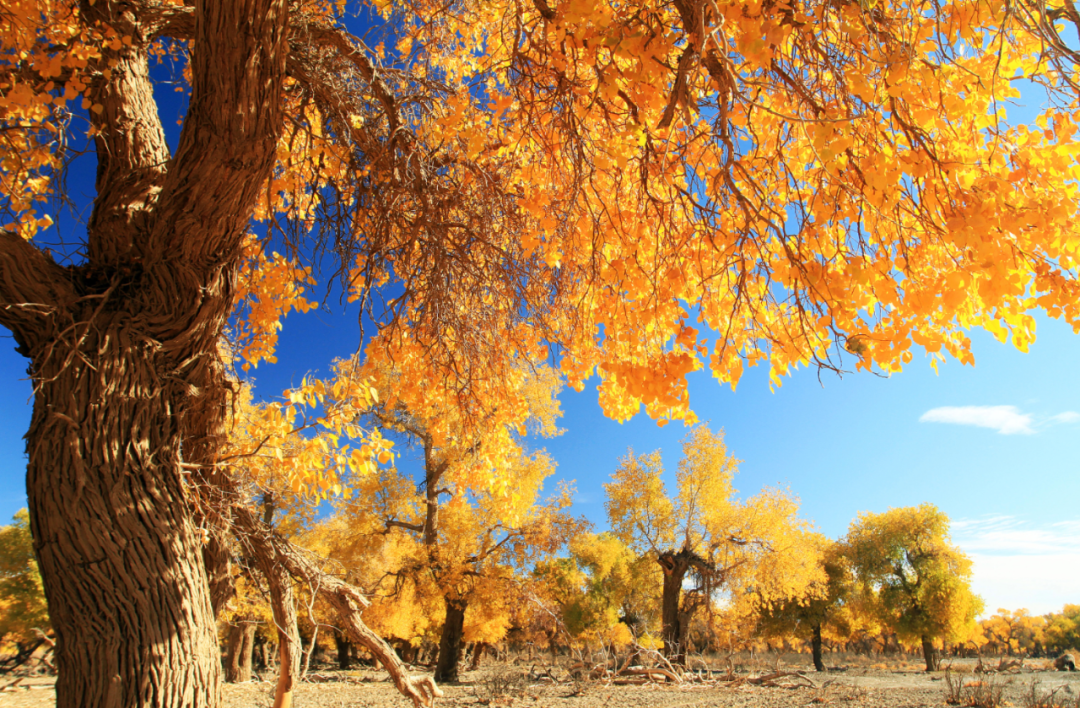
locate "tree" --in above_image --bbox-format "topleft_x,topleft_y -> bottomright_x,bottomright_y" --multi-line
218,572 -> 272,684
605,425 -> 822,663
756,534 -> 852,671
534,532 -> 660,649
328,359 -> 581,682
4,0 -> 1080,706
213,374 -> 399,708
980,608 -> 1047,656
842,504 -> 983,671
1044,605 -> 1080,653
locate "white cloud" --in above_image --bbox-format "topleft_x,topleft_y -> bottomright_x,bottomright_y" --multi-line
953,516 -> 1080,616
1051,411 -> 1080,424
919,405 -> 1034,435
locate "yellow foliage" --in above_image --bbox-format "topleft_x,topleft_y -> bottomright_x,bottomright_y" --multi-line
5,0 -> 1080,438
843,503 -> 983,645
606,425 -> 824,606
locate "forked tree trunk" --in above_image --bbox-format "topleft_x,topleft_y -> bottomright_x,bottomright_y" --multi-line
0,2 -> 290,707
811,623 -> 825,672
435,598 -> 468,683
231,505 -> 442,707
225,623 -> 258,683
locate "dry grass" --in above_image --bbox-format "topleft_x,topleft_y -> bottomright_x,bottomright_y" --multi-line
1022,681 -> 1080,708
944,668 -> 1012,708
470,667 -> 532,706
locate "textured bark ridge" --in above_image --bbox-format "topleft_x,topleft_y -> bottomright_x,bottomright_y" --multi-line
0,2 -> 289,707
22,326 -> 223,708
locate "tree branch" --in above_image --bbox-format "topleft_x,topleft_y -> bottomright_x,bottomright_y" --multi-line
149,0 -> 290,272
0,231 -> 76,355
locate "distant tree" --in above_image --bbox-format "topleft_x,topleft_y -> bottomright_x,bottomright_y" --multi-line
0,510 -> 49,645
218,572 -> 273,684
606,425 -> 822,664
329,360 -> 582,683
756,534 -> 852,671
1044,605 -> 1080,654
842,504 -> 983,671
534,532 -> 660,649
980,608 -> 1046,656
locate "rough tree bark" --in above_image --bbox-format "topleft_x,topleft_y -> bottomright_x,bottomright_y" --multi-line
249,497 -> 301,708
434,598 -> 468,683
0,2 -> 289,707
255,546 -> 301,708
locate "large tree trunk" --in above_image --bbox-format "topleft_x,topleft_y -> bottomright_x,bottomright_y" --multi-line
24,350 -> 223,708
658,550 -> 695,665
0,2 -> 290,707
811,623 -> 825,672
434,598 -> 468,683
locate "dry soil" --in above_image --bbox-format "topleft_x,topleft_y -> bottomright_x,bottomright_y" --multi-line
2,658 -> 1078,708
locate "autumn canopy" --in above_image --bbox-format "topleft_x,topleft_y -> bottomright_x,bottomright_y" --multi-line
1,0 -> 1079,705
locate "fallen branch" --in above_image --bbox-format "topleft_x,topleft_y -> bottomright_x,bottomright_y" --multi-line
0,677 -> 25,692
232,505 -> 443,708
746,670 -> 819,688
618,667 -> 682,682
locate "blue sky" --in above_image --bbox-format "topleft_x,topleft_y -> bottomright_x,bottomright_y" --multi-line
2,297 -> 1076,615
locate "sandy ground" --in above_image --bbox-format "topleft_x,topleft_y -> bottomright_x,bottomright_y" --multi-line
2,659 -> 1078,707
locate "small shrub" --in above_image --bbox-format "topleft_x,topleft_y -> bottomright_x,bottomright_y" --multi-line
472,669 -> 530,706
945,667 -> 966,705
967,676 -> 1009,708
944,667 -> 1011,708
1023,681 -> 1080,708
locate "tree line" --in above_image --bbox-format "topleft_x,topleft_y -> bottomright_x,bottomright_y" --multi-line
3,396 -> 1075,688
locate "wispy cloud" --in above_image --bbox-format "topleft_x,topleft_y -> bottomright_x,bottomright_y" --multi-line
952,516 -> 1080,555
953,516 -> 1080,616
919,405 -> 1034,435
1051,411 -> 1080,425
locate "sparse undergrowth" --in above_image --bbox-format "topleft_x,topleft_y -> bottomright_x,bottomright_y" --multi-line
944,668 -> 1011,708
471,668 -> 532,706
1022,681 -> 1080,708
